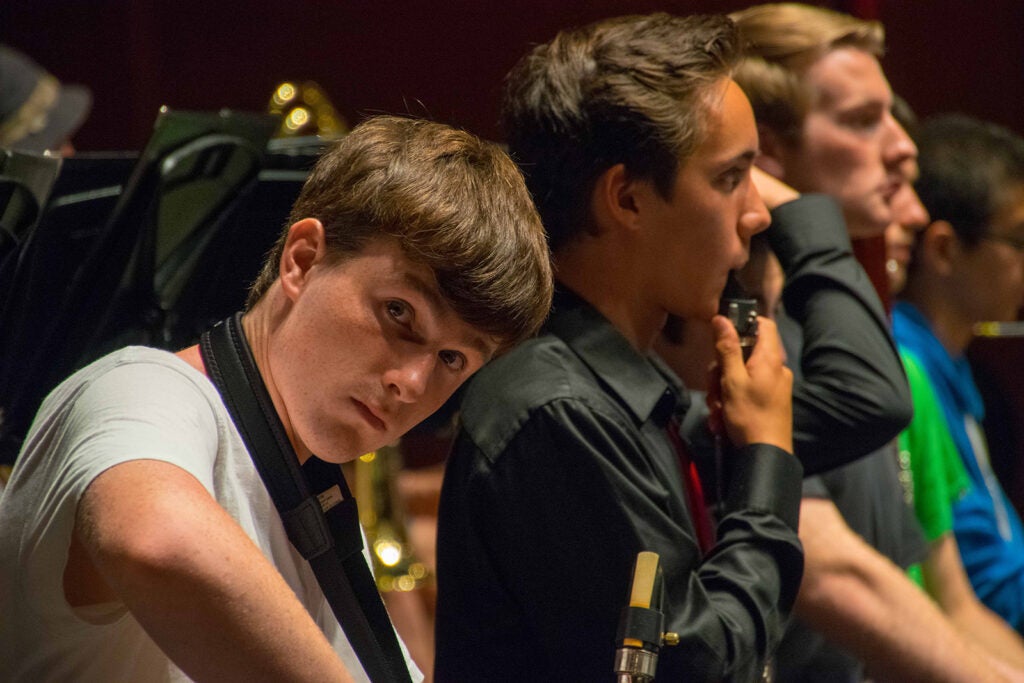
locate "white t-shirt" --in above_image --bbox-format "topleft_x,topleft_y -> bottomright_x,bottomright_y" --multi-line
0,347 -> 421,682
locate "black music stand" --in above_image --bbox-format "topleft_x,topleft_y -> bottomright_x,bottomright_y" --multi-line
0,149 -> 63,308
165,134 -> 325,346
0,108 -> 277,463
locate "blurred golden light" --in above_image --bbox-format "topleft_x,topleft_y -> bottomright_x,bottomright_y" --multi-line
375,539 -> 402,567
273,82 -> 296,106
285,107 -> 310,131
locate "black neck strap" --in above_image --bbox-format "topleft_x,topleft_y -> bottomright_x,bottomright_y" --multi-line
199,312 -> 412,683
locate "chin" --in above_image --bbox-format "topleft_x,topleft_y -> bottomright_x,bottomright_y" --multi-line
698,300 -> 720,322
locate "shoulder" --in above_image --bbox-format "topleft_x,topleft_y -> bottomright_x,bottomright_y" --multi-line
53,348 -> 220,437
900,350 -> 929,386
900,350 -> 945,421
457,333 -> 627,463
18,347 -> 227,492
49,346 -> 214,409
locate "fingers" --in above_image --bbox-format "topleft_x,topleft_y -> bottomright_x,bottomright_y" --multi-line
746,316 -> 786,367
705,362 -> 724,437
751,166 -> 799,210
710,314 -> 793,452
711,315 -> 744,377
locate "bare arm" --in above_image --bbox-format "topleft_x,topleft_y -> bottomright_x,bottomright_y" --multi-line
797,497 -> 1008,683
75,459 -> 355,683
924,533 -> 1024,673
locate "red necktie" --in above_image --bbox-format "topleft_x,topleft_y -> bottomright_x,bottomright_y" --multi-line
667,417 -> 715,554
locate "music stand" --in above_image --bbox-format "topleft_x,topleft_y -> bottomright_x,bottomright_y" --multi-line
0,108 -> 277,463
0,149 -> 63,309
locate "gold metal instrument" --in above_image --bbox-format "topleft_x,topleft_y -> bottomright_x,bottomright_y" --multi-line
354,442 -> 429,593
267,80 -> 348,139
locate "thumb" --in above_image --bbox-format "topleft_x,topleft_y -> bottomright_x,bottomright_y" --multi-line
711,315 -> 745,377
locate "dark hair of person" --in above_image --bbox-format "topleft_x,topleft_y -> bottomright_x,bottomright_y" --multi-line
915,113 -> 1024,248
247,115 -> 553,352
501,13 -> 741,251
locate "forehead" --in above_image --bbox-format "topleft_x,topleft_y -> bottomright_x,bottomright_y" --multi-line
330,239 -> 498,357
803,46 -> 892,110
685,79 -> 759,166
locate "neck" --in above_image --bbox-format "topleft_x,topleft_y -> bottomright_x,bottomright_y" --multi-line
900,279 -> 974,356
177,300 -> 311,464
241,291 -> 313,464
555,240 -> 665,351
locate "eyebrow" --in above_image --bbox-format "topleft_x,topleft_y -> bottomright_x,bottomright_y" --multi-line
734,150 -> 758,165
715,149 -> 757,170
402,271 -> 495,362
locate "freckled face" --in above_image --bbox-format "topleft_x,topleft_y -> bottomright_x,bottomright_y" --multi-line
269,238 -> 496,463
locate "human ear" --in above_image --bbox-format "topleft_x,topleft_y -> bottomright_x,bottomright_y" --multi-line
755,124 -> 788,181
279,218 -> 326,301
590,163 -> 644,236
919,220 -> 957,277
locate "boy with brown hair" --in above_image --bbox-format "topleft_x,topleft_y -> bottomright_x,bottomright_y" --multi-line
0,115 -> 552,682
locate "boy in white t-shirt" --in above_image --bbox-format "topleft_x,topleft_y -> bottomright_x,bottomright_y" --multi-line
0,115 -> 552,682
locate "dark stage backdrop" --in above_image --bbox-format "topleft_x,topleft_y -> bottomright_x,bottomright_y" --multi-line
4,1 -> 1024,503
2,0 -> 1022,152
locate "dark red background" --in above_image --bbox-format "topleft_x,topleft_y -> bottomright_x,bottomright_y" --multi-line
5,0 -> 1024,511
3,0 -> 1021,151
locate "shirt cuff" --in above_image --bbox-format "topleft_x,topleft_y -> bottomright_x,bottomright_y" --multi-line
724,443 -> 803,531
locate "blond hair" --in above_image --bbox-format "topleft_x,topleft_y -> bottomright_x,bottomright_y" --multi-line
730,3 -> 884,141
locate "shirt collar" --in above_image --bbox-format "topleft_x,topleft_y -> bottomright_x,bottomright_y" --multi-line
893,300 -> 985,421
545,287 -> 689,426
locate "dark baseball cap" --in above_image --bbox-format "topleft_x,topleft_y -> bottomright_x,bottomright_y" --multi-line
0,44 -> 92,153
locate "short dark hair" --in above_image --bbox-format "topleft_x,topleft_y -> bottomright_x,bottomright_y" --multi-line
502,13 -> 741,251
915,114 -> 1024,248
247,115 -> 553,352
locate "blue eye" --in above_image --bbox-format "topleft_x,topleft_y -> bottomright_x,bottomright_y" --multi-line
439,349 -> 466,371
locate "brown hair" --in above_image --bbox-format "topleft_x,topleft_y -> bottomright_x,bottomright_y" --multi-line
730,3 -> 884,142
502,13 -> 741,251
247,115 -> 552,352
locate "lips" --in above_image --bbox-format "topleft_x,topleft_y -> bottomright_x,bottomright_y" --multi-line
889,244 -> 911,266
353,398 -> 387,431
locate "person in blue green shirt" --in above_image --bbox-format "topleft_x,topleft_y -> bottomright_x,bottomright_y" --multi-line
894,113 -> 1024,636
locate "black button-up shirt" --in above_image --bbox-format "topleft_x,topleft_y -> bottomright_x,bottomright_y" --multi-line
435,288 -> 804,682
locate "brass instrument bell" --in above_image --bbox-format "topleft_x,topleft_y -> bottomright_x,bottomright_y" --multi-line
267,80 -> 348,139
354,442 -> 429,592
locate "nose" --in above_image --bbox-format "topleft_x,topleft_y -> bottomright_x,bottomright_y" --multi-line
383,353 -> 434,404
893,185 -> 930,233
740,180 -> 772,238
884,116 -> 918,171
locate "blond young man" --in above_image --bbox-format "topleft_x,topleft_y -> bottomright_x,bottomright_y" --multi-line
732,4 -> 1024,680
